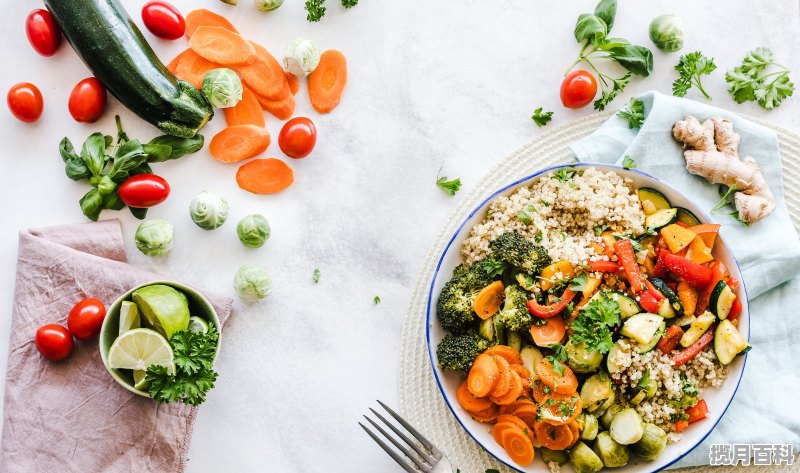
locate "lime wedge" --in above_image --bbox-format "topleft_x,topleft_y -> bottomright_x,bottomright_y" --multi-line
133,369 -> 149,390
108,328 -> 174,374
131,285 -> 190,340
119,301 -> 141,336
187,316 -> 209,334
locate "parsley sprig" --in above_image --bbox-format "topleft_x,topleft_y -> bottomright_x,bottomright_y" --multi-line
531,108 -> 554,127
617,97 -> 644,129
146,327 -> 219,406
570,293 -> 621,354
305,0 -> 359,22
436,169 -> 462,196
547,343 -> 569,377
673,51 -> 717,99
726,47 -> 794,110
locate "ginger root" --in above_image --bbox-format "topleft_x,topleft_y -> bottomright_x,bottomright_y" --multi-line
672,115 -> 775,224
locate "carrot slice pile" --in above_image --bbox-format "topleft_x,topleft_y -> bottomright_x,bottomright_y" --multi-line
210,125 -> 270,163
256,91 -> 296,120
489,371 -> 523,405
239,42 -> 289,100
224,88 -> 266,127
456,380 -> 493,413
166,49 -> 193,74
174,49 -> 219,89
189,26 -> 255,66
535,358 -> 578,394
484,345 -> 524,365
236,158 -> 295,194
489,356 -> 513,398
467,353 -> 499,397
502,428 -> 535,466
534,420 -> 573,451
308,49 -> 348,113
185,9 -> 238,37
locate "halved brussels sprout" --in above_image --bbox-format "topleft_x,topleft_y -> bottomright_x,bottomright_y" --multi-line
202,68 -> 243,109
600,404 -> 624,430
579,413 -> 599,441
581,372 -> 613,412
566,339 -> 603,373
255,0 -> 284,11
594,431 -> 630,467
283,37 -> 320,77
610,407 -> 645,445
632,422 -> 668,460
569,441 -> 604,473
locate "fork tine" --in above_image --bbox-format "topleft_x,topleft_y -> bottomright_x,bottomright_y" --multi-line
364,416 -> 431,472
377,400 -> 440,456
369,408 -> 436,465
359,422 -> 419,473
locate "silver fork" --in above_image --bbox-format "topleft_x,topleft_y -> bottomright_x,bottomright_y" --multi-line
359,400 -> 453,472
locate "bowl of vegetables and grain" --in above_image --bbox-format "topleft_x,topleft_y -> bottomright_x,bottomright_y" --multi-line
99,281 -> 222,405
426,164 -> 750,472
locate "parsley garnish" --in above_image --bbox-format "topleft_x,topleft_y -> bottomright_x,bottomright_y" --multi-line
373,296 -> 381,304
517,204 -> 537,224
547,343 -> 569,377
726,47 -> 794,110
673,51 -> 717,99
534,230 -> 543,243
637,367 -> 651,389
482,258 -> 508,277
304,0 -> 327,21
553,168 -> 576,183
342,0 -> 358,8
313,268 -> 321,284
540,199 -> 551,207
618,97 -> 645,129
570,294 -> 621,354
436,169 -> 462,196
593,224 -> 608,236
569,272 -> 588,291
532,108 -> 554,127
622,155 -> 636,169
145,327 -> 219,406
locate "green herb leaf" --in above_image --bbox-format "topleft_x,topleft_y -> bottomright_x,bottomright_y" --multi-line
547,343 -> 568,376
482,259 -> 508,278
552,167 -> 576,183
147,134 -> 205,162
305,0 -> 327,21
725,47 -> 794,110
373,296 -> 381,304
534,230 -> 543,243
574,13 -> 607,45
81,133 -> 107,177
146,327 -> 219,406
517,208 -> 533,224
594,0 -> 617,31
622,155 -> 637,169
531,107 -> 554,127
608,44 -> 654,77
637,367 -> 651,389
79,188 -> 103,221
594,73 -> 631,111
617,97 -> 645,129
313,268 -> 321,284
129,207 -> 148,220
342,0 -> 358,7
570,293 -> 620,354
593,224 -> 608,236
436,173 -> 462,196
673,51 -> 717,99
569,272 -> 589,291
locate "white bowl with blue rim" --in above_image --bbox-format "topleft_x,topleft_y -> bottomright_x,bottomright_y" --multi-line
426,163 -> 749,472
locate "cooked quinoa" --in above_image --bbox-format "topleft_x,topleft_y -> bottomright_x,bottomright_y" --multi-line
461,167 -> 646,266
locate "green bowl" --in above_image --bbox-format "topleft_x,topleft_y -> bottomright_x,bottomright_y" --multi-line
99,280 -> 222,398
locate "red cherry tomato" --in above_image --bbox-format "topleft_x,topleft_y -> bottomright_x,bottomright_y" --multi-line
67,298 -> 107,341
7,82 -> 44,123
141,1 -> 186,40
35,324 -> 74,361
68,78 -> 107,123
560,70 -> 598,109
118,174 -> 171,208
26,9 -> 62,57
278,117 -> 317,159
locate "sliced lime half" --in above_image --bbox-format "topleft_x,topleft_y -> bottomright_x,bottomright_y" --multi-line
108,328 -> 174,374
119,301 -> 141,336
187,316 -> 209,334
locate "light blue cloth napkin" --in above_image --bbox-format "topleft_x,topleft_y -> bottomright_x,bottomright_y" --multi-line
571,91 -> 800,468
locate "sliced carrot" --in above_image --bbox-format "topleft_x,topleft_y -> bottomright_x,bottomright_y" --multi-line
501,428 -> 535,467
535,358 -> 578,395
473,281 -> 504,320
308,49 -> 347,114
538,393 -> 582,426
236,158 -> 295,194
210,125 -> 270,163
456,380 -> 493,413
511,364 -> 531,394
489,356 -> 513,398
185,9 -> 238,37
174,49 -> 219,89
239,42 -> 290,100
492,421 -> 520,445
484,345 -> 523,365
489,371 -> 524,405
497,414 -> 528,431
255,92 -> 296,120
189,26 -> 255,66
467,354 -> 499,397
566,420 -> 580,447
166,49 -> 194,74
512,404 -> 539,428
531,378 -> 550,404
470,404 -> 499,423
286,72 -> 299,95
534,420 -> 573,451
529,317 -> 566,348
224,87 -> 266,127
500,399 -> 536,415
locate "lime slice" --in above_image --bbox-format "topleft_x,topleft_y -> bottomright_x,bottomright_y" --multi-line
187,316 -> 209,334
132,285 -> 190,340
108,328 -> 174,374
133,369 -> 149,390
119,301 -> 141,336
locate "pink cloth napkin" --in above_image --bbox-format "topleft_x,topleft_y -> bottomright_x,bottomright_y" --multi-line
0,220 -> 232,473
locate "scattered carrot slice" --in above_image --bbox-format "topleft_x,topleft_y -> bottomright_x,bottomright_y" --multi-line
166,49 -> 193,74
566,420 -> 580,447
501,427 -> 535,466
308,49 -> 348,113
497,414 -> 528,431
489,371 -> 524,405
535,358 -> 578,395
500,399 -> 536,415
224,87 -> 266,127
189,26 -> 255,66
210,125 -> 270,163
489,356 -> 513,398
255,92 -> 296,120
534,420 -> 574,451
492,421 -> 520,445
286,72 -> 299,95
532,379 -> 550,404
239,42 -> 290,100
236,158 -> 295,194
512,403 -> 539,428
467,353 -> 499,397
185,9 -> 238,37
174,49 -> 219,89
512,364 -> 531,393
473,281 -> 504,320
483,345 -> 523,365
529,317 -> 566,347
538,392 -> 582,426
456,380 -> 493,413
470,404 -> 499,423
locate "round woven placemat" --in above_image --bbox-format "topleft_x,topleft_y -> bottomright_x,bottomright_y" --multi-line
398,111 -> 800,473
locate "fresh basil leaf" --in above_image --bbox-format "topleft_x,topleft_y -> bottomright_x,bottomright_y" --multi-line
129,207 -> 148,220
143,143 -> 173,163
64,158 -> 92,181
109,140 -> 148,181
59,137 -> 79,162
594,0 -> 617,32
147,134 -> 204,162
597,37 -> 630,50
574,14 -> 607,45
131,163 -> 153,176
608,44 -> 654,76
79,188 -> 104,221
81,133 -> 107,177
102,192 -> 126,211
96,175 -> 118,196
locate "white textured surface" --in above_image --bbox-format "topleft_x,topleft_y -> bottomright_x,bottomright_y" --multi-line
0,1 -> 798,472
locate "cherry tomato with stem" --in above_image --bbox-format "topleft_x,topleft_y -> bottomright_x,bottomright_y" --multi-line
560,70 -> 598,109
67,298 -> 107,340
7,82 -> 44,123
279,117 -> 317,159
68,78 -> 107,123
118,174 -> 171,208
142,1 -> 186,40
26,9 -> 62,57
35,324 -> 74,361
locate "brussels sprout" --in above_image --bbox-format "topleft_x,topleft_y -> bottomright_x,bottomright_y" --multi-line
541,447 -> 568,464
594,431 -> 630,467
632,423 -> 668,460
569,441 -> 604,473
255,0 -> 284,11
135,219 -> 174,256
237,214 -> 271,248
190,191 -> 229,230
566,339 -> 603,373
579,413 -> 599,441
201,68 -> 243,108
581,371 -> 613,412
600,404 -> 623,430
610,407 -> 645,445
649,14 -> 684,53
283,37 -> 320,77
234,264 -> 272,301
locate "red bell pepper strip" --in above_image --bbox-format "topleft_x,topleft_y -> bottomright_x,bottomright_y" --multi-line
672,326 -> 716,367
639,289 -> 661,313
686,399 -> 709,424
663,253 -> 713,288
657,325 -> 684,354
652,249 -> 669,279
675,418 -> 689,432
727,279 -> 743,320
695,261 -> 728,315
613,239 -> 646,294
587,260 -> 621,272
644,280 -> 665,300
527,288 -> 577,319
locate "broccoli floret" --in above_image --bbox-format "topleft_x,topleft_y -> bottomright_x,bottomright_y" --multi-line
436,330 -> 492,372
489,232 -> 551,275
497,284 -> 532,332
436,264 -> 493,334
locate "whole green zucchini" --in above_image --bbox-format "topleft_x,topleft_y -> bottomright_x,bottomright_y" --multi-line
44,0 -> 213,138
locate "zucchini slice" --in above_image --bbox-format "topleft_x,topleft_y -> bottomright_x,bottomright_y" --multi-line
650,278 -> 683,314
676,207 -> 701,226
679,311 -> 716,347
637,188 -> 671,215
714,319 -> 750,365
589,291 -> 640,319
673,314 -> 696,327
709,280 -> 737,320
635,321 -> 665,353
645,208 -> 678,230
657,298 -> 677,319
621,313 -> 664,345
